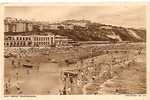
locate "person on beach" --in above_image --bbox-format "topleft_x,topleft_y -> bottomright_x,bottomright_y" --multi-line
66,87 -> 71,95
16,72 -> 19,80
5,80 -> 11,94
62,87 -> 67,95
27,69 -> 30,75
15,81 -> 22,94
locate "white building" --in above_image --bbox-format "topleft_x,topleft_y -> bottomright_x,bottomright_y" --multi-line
54,35 -> 70,47
4,35 -> 55,47
4,34 -> 72,47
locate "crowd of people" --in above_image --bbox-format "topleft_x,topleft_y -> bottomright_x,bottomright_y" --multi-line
59,44 -> 145,95
4,43 -> 145,95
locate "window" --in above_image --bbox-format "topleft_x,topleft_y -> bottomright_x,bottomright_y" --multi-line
10,43 -> 12,46
20,42 -> 22,46
13,37 -> 15,40
23,42 -> 26,46
17,42 -> 19,46
14,42 -> 16,46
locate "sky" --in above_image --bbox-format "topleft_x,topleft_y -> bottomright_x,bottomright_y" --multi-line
5,4 -> 146,28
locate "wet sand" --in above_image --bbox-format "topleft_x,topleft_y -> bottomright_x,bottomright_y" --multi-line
5,62 -> 64,95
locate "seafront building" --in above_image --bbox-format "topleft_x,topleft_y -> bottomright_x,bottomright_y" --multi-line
4,35 -> 71,47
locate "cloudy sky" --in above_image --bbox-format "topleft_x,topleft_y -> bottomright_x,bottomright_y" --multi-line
5,4 -> 146,28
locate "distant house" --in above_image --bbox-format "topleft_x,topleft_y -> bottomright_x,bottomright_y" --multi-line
62,20 -> 89,27
49,23 -> 61,30
62,24 -> 74,30
54,35 -> 70,46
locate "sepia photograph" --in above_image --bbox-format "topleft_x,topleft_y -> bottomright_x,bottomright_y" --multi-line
3,4 -> 146,95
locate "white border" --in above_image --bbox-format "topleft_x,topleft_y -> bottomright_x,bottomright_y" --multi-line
0,2 -> 150,100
